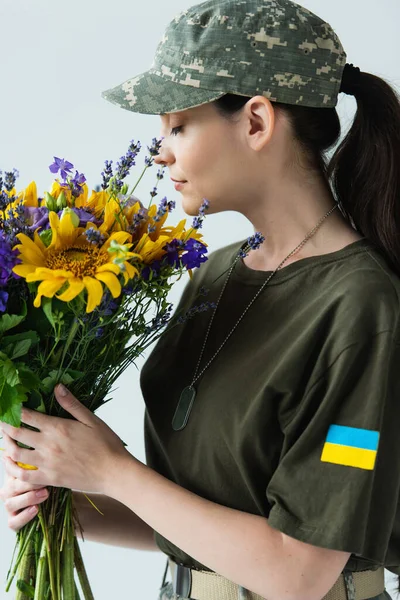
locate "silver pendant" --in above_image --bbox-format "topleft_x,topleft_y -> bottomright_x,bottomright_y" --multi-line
172,386 -> 196,431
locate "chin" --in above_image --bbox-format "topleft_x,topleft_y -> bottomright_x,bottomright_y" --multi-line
181,195 -> 206,217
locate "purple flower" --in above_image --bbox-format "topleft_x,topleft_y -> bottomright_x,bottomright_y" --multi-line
247,232 -> 265,250
163,239 -> 184,268
0,233 -> 21,285
24,206 -> 49,231
70,170 -> 87,198
145,137 -> 163,168
1,169 -> 19,192
141,260 -> 161,281
84,227 -> 105,245
49,157 -> 74,181
191,198 -> 210,230
101,160 -> 113,190
110,140 -> 141,194
0,290 -> 8,313
181,238 -> 208,270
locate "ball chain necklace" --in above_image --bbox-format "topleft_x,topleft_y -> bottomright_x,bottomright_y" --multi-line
172,203 -> 339,431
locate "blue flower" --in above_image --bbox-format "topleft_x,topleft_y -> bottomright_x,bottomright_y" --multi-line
49,157 -> 74,181
24,206 -> 49,231
110,140 -> 141,193
0,233 -> 20,285
163,239 -> 184,268
0,290 -> 8,313
70,171 -> 87,198
191,198 -> 210,230
141,260 -> 162,281
247,232 -> 265,250
101,160 -> 113,190
181,238 -> 208,270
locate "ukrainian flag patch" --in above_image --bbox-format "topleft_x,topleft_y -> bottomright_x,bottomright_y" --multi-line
321,424 -> 380,470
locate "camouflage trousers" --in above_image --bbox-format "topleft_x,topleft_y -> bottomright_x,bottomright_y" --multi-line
157,582 -> 393,600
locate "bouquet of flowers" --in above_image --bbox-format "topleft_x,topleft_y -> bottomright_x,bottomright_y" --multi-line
0,138 -> 212,599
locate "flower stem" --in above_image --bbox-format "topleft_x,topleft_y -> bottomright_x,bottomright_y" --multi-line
5,520 -> 37,591
61,492 -> 75,600
74,538 -> 95,600
61,538 -> 75,600
15,536 -> 35,600
34,537 -> 48,600
37,504 -> 58,600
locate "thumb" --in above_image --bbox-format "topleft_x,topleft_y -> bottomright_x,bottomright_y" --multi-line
54,384 -> 93,426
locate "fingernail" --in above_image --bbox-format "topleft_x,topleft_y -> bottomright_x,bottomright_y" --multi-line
29,505 -> 38,514
57,384 -> 68,397
36,489 -> 48,498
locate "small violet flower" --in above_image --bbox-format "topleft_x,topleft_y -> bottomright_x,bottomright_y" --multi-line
49,157 -> 74,181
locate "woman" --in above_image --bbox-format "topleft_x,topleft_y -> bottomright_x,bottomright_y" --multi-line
1,0 -> 400,599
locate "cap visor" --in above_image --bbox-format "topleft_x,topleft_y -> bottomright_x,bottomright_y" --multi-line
102,70 -> 226,115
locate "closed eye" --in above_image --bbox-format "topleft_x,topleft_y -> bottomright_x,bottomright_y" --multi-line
171,126 -> 183,136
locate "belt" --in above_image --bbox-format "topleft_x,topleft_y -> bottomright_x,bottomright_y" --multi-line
167,559 -> 385,600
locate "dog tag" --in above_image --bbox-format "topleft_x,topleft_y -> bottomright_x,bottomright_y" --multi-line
172,386 -> 196,431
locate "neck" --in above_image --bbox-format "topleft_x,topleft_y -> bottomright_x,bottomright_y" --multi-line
241,174 -> 363,271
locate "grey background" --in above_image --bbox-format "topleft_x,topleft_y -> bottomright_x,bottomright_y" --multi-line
0,0 -> 399,598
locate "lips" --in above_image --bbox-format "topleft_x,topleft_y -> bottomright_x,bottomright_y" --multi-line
171,178 -> 187,183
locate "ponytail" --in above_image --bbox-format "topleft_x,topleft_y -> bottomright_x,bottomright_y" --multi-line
328,71 -> 400,275
213,74 -> 400,275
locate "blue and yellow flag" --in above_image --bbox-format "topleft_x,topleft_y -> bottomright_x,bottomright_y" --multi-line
321,424 -> 380,470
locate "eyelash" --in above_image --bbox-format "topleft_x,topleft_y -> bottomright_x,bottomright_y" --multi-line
170,126 -> 183,136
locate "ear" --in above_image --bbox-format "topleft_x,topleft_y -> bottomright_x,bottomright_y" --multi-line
245,95 -> 275,151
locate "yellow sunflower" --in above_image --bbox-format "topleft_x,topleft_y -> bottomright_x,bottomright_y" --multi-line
12,211 -> 142,313
134,219 -> 206,264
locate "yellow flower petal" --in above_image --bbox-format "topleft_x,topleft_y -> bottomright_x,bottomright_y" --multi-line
20,181 -> 38,207
17,462 -> 38,470
56,279 -> 85,302
73,184 -> 89,208
83,276 -> 103,313
34,279 -> 66,307
14,234 -> 46,266
95,272 -> 121,299
124,262 -> 138,280
26,268 -> 72,282
96,262 -> 120,275
12,264 -> 37,278
103,231 -> 132,250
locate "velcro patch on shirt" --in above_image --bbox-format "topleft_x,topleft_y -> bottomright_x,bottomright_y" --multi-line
321,424 -> 380,470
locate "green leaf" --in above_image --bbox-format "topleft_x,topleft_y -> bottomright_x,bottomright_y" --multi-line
10,339 -> 32,360
24,389 -> 46,413
42,369 -> 83,394
0,374 -> 23,426
0,309 -> 27,335
41,370 -> 59,394
16,579 -> 35,598
2,330 -> 39,349
42,297 -> 56,332
2,358 -> 20,387
17,366 -> 42,392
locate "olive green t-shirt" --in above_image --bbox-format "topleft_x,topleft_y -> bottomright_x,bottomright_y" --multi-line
140,238 -> 400,576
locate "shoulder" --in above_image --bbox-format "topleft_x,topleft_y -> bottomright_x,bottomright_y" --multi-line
314,242 -> 400,344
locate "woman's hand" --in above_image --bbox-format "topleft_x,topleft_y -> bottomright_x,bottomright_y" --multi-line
0,384 -> 132,495
0,471 -> 49,532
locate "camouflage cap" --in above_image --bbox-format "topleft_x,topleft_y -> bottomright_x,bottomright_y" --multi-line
102,0 -> 347,115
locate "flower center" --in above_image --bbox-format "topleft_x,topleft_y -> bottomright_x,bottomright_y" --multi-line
46,246 -> 109,278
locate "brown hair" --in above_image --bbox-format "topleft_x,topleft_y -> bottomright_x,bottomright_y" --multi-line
213,72 -> 400,275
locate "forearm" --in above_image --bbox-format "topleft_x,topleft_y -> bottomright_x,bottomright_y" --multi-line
108,455 -> 290,600
72,490 -> 159,551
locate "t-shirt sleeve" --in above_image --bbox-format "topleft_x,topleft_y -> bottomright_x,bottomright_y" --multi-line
266,330 -> 400,565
